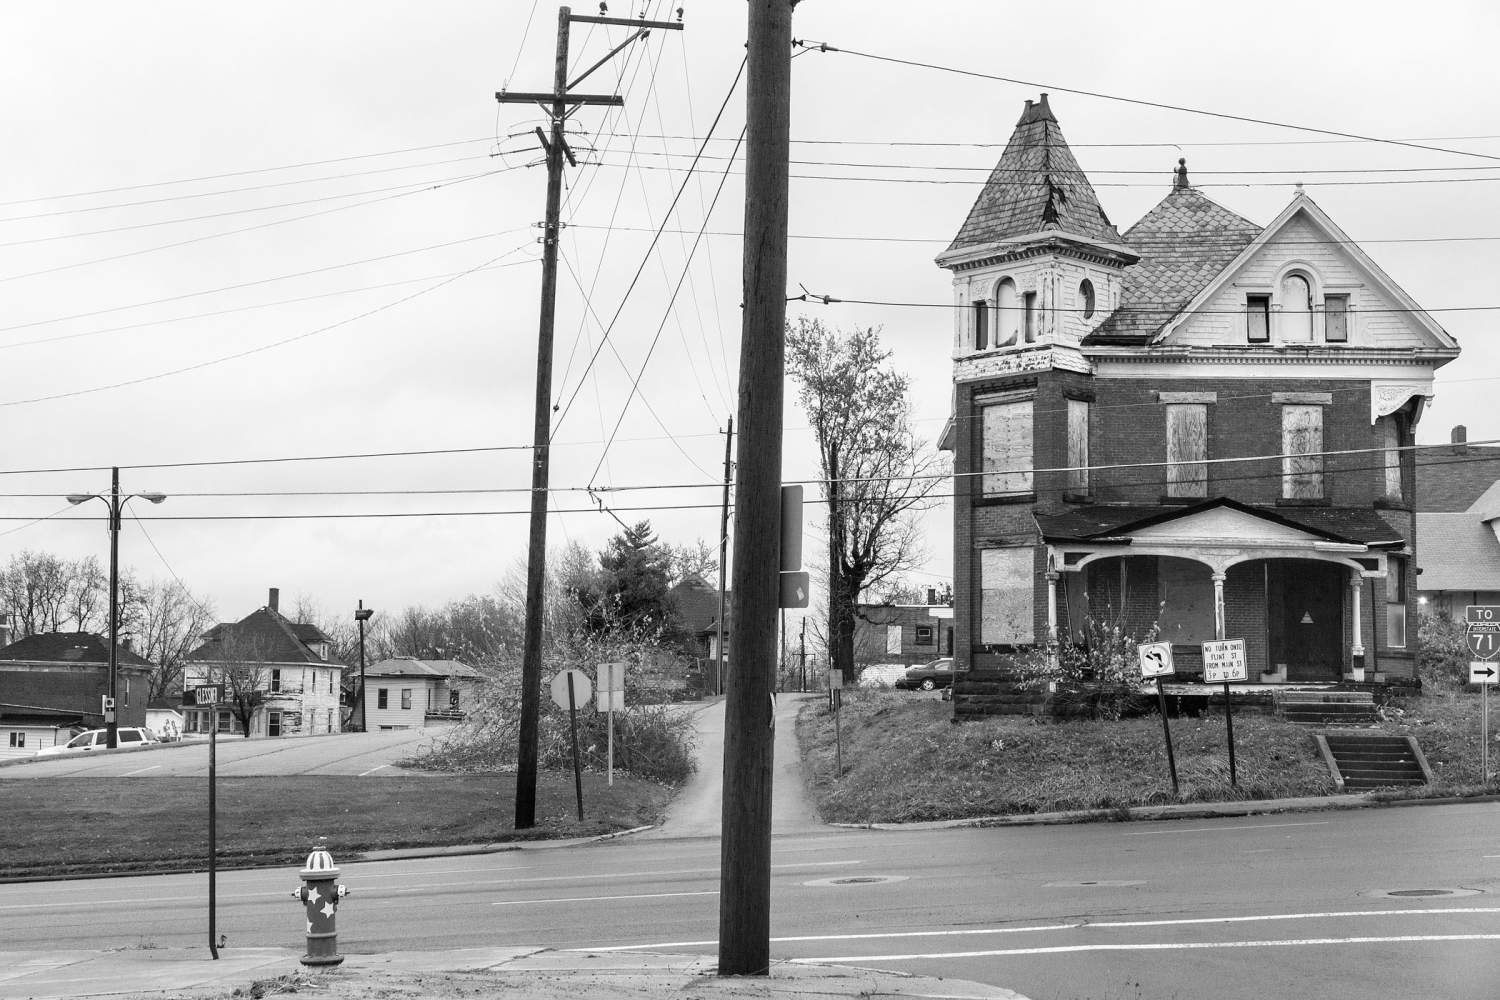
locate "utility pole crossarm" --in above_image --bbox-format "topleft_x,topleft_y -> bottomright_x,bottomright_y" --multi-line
495,91 -> 624,107
570,15 -> 684,30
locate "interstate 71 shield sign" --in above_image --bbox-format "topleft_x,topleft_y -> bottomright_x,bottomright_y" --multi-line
1466,606 -> 1500,660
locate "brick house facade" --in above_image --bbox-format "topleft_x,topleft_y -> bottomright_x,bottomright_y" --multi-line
938,95 -> 1459,715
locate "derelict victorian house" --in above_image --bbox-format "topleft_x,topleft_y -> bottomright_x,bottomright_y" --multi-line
938,95 -> 1458,713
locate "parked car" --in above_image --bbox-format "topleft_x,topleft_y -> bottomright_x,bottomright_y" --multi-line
895,657 -> 954,691
34,727 -> 158,756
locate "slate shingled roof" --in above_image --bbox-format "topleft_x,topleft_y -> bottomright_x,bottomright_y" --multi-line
1417,514 -> 1500,591
946,94 -> 1124,253
1087,169 -> 1262,344
365,657 -> 481,680
0,631 -> 155,668
188,607 -> 344,667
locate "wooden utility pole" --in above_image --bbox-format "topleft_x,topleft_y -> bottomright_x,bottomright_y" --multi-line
497,5 -> 681,829
716,415 -> 733,697
718,0 -> 793,977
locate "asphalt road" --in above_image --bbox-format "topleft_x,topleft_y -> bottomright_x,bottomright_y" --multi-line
0,728 -> 444,779
3,697 -> 1499,998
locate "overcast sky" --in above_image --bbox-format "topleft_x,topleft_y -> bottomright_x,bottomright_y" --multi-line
3,1 -> 1497,632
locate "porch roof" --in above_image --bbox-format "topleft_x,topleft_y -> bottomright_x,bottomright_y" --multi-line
1035,498 -> 1404,547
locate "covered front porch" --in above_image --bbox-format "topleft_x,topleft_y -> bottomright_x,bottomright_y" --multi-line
1037,498 -> 1409,683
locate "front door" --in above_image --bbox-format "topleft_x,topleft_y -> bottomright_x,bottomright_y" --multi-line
1270,561 -> 1343,681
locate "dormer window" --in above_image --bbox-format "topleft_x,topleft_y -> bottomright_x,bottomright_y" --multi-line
1246,294 -> 1271,343
1325,294 -> 1349,342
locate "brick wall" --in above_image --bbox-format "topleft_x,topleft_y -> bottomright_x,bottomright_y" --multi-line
0,663 -> 150,728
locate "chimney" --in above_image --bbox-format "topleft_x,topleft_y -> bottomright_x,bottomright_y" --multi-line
1452,425 -> 1468,445
1174,157 -> 1190,191
927,587 -> 937,606
268,587 -> 280,613
121,637 -> 133,653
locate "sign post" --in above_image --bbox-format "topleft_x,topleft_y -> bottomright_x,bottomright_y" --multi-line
190,684 -> 223,961
598,662 -> 627,787
1138,642 -> 1179,795
1201,639 -> 1247,788
549,669 -> 592,820
1466,606 -> 1500,784
827,667 -> 843,778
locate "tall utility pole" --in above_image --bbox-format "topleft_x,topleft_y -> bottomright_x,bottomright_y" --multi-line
715,415 -> 733,698
497,6 -> 683,829
719,0 -> 793,977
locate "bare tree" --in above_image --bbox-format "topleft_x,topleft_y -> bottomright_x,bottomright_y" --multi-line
667,538 -> 719,586
194,631 -> 276,739
786,318 -> 948,683
131,580 -> 216,703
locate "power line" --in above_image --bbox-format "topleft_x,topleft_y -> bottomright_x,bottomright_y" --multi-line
795,292 -> 1499,315
794,40 -> 1500,165
0,244 -> 533,409
594,130 -> 1500,151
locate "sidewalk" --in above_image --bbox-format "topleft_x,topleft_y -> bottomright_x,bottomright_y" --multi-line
0,945 -> 1028,1000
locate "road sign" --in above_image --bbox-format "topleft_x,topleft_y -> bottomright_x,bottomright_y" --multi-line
779,570 -> 810,609
1138,641 -> 1174,678
1201,639 -> 1248,683
549,669 -> 592,711
1466,605 -> 1500,625
1467,623 -> 1500,660
191,685 -> 223,706
1471,662 -> 1499,686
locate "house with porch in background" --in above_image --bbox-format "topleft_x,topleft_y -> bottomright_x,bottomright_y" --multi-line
938,94 -> 1458,714
350,657 -> 479,730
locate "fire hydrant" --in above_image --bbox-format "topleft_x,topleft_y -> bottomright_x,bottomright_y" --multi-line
291,838 -> 349,967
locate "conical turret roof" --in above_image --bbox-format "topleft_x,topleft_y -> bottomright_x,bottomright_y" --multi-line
946,94 -> 1125,253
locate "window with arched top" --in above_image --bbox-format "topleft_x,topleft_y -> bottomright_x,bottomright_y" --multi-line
1280,272 -> 1314,342
994,278 -> 1019,347
1079,279 -> 1096,319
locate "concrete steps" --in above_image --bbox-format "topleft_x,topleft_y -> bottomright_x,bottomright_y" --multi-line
1275,690 -> 1380,726
1316,732 -> 1431,791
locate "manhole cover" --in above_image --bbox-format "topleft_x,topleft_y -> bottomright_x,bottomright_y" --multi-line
802,875 -> 908,887
1369,887 -> 1482,899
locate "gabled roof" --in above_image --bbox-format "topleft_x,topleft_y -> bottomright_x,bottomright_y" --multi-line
945,94 -> 1125,254
364,657 -> 481,680
1152,191 -> 1460,351
1086,170 -> 1261,344
1034,497 -> 1403,547
187,607 -> 346,668
668,578 -> 727,636
1417,513 -> 1500,591
0,632 -> 156,669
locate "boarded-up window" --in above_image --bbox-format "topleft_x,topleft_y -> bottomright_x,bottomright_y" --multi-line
915,625 -> 935,646
1157,559 -> 1215,644
1066,398 -> 1089,494
1166,404 -> 1207,498
1280,273 -> 1314,342
886,625 -> 902,654
995,278 -> 1019,347
1382,415 -> 1402,500
981,396 -> 1033,496
980,548 -> 1034,645
1022,291 -> 1039,342
1325,294 -> 1349,342
973,300 -> 988,350
1282,404 -> 1324,499
1246,294 -> 1270,343
1386,556 -> 1408,648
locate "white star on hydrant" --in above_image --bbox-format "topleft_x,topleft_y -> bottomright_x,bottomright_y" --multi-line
306,887 -> 322,904
320,900 -> 336,919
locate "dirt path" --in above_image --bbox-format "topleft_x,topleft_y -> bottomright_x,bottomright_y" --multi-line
641,692 -> 822,839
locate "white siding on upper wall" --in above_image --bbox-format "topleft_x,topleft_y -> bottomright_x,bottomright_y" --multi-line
1169,212 -> 1436,350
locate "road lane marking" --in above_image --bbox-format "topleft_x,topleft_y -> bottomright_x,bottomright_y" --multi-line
796,934 -> 1500,962
119,765 -> 161,776
494,890 -> 717,906
1122,821 -> 1329,836
383,858 -> 861,893
577,907 -> 1500,953
358,764 -> 390,776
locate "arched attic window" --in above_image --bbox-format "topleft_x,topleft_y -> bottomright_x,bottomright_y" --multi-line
1280,272 -> 1314,342
994,277 -> 1019,347
1079,279 -> 1096,319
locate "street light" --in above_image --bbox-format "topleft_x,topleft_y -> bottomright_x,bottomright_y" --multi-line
354,602 -> 373,732
66,466 -> 166,750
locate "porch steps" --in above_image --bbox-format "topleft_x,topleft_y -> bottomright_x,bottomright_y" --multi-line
1315,732 -> 1432,791
1274,690 -> 1379,726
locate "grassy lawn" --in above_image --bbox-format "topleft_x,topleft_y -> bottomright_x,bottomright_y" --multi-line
796,688 -> 1498,824
0,774 -> 674,880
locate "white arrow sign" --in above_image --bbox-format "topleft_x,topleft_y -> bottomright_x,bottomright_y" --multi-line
1471,662 -> 1499,686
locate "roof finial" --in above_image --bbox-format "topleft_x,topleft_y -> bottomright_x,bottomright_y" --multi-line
1174,157 -> 1190,191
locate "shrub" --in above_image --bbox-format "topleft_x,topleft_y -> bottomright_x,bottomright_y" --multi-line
1417,613 -> 1469,692
1012,612 -> 1159,720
